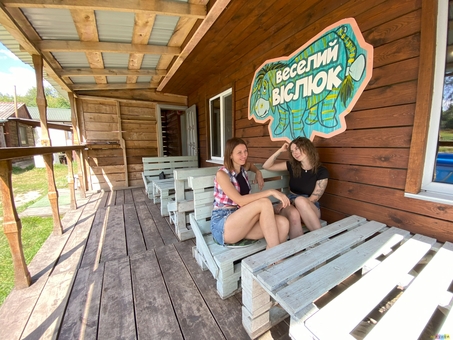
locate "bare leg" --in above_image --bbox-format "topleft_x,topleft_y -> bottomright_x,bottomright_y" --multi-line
223,198 -> 288,248
275,215 -> 290,243
293,196 -> 322,231
280,205 -> 304,239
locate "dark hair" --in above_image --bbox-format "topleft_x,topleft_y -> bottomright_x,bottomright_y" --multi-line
289,137 -> 320,177
224,137 -> 247,172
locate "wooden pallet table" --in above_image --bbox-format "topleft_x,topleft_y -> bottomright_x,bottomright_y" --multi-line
303,239 -> 453,340
152,178 -> 175,216
241,215 -> 453,339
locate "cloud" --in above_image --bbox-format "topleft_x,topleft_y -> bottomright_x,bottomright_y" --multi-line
0,66 -> 51,96
0,48 -> 20,61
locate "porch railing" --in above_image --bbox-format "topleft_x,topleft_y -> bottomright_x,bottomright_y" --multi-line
0,145 -> 86,289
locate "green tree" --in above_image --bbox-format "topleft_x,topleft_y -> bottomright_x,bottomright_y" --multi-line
441,104 -> 453,129
0,86 -> 70,108
0,93 -> 14,102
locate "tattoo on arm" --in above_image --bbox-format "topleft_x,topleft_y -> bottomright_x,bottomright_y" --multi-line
310,179 -> 328,202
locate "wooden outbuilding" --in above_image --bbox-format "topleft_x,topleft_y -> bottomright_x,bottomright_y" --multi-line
0,102 -> 35,148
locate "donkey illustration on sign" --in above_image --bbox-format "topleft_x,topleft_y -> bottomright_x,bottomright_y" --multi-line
249,18 -> 373,141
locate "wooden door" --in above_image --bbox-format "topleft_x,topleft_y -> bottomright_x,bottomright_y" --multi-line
185,104 -> 198,156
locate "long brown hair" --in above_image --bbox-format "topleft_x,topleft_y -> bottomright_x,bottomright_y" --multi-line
224,137 -> 247,172
289,137 -> 320,177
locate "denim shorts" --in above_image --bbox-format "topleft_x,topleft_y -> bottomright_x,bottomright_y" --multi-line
210,207 -> 238,246
287,193 -> 320,209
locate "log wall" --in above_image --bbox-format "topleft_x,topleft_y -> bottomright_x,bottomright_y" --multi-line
185,0 -> 453,242
78,97 -> 159,190
4,122 -> 34,147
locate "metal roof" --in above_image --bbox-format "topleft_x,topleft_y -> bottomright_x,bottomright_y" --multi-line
0,101 -> 25,119
27,106 -> 71,123
0,25 -> 69,98
0,0 -> 225,100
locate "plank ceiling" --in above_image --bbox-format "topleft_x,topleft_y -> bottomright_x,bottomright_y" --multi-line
0,0 -> 227,100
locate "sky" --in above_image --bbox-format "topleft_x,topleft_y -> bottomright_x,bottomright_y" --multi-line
0,42 -> 51,96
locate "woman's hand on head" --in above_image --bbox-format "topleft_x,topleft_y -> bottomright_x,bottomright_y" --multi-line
280,143 -> 289,153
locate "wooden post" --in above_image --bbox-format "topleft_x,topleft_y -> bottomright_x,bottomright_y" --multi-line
116,101 -> 129,187
76,97 -> 88,195
69,93 -> 86,198
32,55 -> 50,147
0,160 -> 31,289
65,150 -> 77,210
43,154 -> 63,235
33,54 -> 62,235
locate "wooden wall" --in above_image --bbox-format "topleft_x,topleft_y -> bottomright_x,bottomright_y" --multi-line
3,105 -> 34,147
77,97 -> 158,191
4,122 -> 34,147
185,0 -> 453,242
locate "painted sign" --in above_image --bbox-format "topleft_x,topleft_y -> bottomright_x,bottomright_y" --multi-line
249,18 -> 373,142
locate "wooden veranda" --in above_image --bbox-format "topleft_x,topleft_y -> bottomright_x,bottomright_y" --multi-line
0,187 -> 291,340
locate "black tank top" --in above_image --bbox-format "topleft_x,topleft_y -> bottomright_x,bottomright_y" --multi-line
236,171 -> 249,195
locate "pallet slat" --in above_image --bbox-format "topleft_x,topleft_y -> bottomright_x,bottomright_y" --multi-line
365,241 -> 453,339
259,220 -> 387,292
304,234 -> 437,338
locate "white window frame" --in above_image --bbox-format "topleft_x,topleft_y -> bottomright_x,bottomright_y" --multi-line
405,0 -> 453,205
208,88 -> 232,163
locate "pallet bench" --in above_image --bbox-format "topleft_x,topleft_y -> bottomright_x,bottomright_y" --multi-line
188,169 -> 291,299
167,166 -> 219,241
152,178 -> 176,216
241,215 -> 453,339
141,155 -> 197,200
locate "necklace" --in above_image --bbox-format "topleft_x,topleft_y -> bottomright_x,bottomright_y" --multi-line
301,164 -> 310,172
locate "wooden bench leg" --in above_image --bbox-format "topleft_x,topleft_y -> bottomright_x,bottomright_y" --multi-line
241,267 -> 275,337
175,212 -> 195,241
160,195 -> 169,216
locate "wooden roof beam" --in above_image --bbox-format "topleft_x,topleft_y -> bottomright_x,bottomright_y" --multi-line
0,3 -> 72,92
58,68 -> 166,77
71,9 -> 106,84
158,0 -> 231,91
37,40 -> 181,55
2,0 -> 207,19
127,12 -> 156,84
70,82 -> 160,91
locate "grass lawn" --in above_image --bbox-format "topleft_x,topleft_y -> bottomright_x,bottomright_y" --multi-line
440,129 -> 453,153
441,129 -> 453,140
0,162 -> 71,306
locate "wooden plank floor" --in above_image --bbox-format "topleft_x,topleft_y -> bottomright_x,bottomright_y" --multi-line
0,188 -> 291,340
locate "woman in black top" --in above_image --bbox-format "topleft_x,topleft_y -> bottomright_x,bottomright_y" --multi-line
263,137 -> 329,239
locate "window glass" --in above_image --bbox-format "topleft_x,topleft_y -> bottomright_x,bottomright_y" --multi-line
210,97 -> 221,158
19,125 -> 28,146
435,0 -> 453,185
409,0 -> 453,205
224,93 -> 233,142
209,89 -> 233,161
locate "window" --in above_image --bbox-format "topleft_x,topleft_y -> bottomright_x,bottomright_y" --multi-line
407,0 -> 453,205
209,88 -> 233,162
19,125 -> 28,146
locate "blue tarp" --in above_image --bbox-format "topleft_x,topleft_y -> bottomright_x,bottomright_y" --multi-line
436,153 -> 453,184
